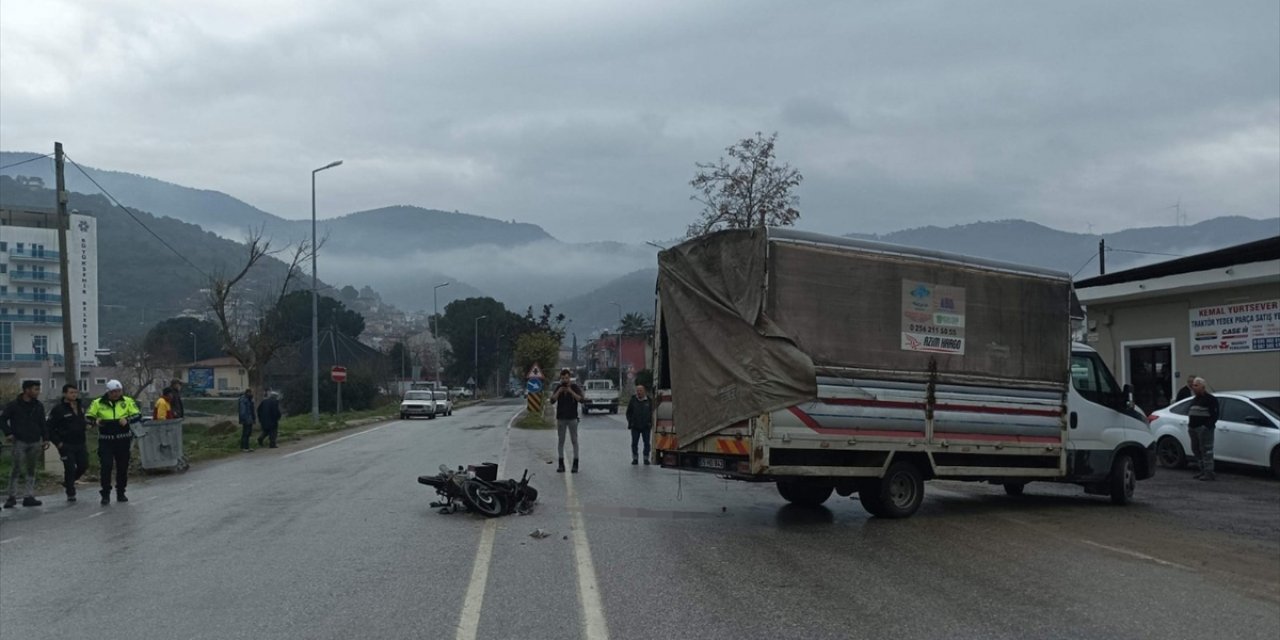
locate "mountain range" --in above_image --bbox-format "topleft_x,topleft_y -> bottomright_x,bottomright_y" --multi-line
3,150 -> 1276,343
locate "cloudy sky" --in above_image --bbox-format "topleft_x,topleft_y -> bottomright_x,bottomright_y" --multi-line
2,0 -> 1277,243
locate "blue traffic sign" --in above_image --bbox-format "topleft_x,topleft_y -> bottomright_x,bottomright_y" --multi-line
526,378 -> 544,393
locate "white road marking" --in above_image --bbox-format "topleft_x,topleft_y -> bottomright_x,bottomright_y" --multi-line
87,511 -> 106,519
0,536 -> 23,545
1080,540 -> 1193,571
565,473 -> 610,640
454,409 -> 520,640
282,422 -> 396,458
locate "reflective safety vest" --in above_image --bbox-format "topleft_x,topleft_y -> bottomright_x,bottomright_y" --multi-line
87,394 -> 142,438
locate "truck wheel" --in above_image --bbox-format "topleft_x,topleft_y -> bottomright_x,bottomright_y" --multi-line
1156,436 -> 1187,469
776,481 -> 833,507
860,462 -> 924,519
1109,452 -> 1136,505
1003,482 -> 1026,496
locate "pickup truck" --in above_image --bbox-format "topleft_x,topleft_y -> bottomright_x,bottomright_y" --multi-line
652,228 -> 1155,518
582,379 -> 618,414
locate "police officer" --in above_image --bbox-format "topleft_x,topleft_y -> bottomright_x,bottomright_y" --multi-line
47,384 -> 90,502
86,380 -> 142,504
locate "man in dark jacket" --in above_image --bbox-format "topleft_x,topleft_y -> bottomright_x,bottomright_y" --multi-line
626,384 -> 654,465
1174,374 -> 1195,403
47,384 -> 90,502
256,391 -> 282,449
1,380 -> 48,508
551,369 -> 584,473
164,378 -> 186,418
238,389 -> 256,452
1187,377 -> 1219,481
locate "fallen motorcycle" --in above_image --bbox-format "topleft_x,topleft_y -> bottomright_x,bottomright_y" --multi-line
417,464 -> 538,517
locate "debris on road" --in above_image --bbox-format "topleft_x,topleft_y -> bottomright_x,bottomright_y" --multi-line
529,528 -> 551,539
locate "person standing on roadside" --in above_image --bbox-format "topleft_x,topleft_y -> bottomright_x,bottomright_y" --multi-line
551,369 -> 584,473
256,390 -> 282,449
153,388 -> 177,421
626,384 -> 653,465
47,384 -> 90,503
165,378 -> 186,418
1187,377 -> 1219,481
238,388 -> 256,452
86,380 -> 141,505
1,380 -> 49,508
1175,374 -> 1195,403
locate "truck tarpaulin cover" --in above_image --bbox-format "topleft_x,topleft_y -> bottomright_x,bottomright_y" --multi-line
658,229 -> 817,445
659,228 -> 1072,446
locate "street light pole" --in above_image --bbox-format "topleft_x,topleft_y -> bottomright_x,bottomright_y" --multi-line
188,331 -> 197,364
610,301 -> 623,393
311,160 -> 343,425
433,281 -> 450,388
473,315 -> 487,397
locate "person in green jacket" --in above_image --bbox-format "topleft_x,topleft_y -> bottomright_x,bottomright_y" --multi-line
86,380 -> 141,505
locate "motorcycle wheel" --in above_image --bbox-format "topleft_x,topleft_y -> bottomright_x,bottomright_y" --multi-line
463,481 -> 508,517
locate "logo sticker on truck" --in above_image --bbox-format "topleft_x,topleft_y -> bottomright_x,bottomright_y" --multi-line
901,280 -> 967,355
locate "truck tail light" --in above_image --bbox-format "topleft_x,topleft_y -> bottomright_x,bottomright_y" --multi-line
1147,414 -> 1160,424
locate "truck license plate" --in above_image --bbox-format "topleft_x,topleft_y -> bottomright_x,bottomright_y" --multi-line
698,457 -> 725,470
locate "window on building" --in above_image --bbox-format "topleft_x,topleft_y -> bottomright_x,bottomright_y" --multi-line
15,243 -> 22,252
32,335 -> 48,355
218,378 -> 229,390
95,378 -> 107,385
0,263 -> 6,274
0,241 -> 6,251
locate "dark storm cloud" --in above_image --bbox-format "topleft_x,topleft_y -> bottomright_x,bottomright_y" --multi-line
2,0 -> 1275,242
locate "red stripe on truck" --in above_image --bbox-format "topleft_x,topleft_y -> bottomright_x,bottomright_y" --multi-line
787,407 -> 925,438
823,397 -> 1062,418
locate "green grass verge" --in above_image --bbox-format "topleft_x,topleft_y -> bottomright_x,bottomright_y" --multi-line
516,410 -> 556,430
1,403 -> 400,495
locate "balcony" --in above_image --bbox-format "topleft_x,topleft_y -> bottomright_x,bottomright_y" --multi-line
8,248 -> 60,263
0,292 -> 62,305
7,271 -> 58,283
0,353 -> 64,365
0,313 -> 62,325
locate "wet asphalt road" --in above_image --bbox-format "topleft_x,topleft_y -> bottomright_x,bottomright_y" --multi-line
1,399 -> 1277,640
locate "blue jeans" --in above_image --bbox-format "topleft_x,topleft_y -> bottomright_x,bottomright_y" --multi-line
630,428 -> 651,460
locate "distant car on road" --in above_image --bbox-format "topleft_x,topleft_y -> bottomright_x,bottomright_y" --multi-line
1148,391 -> 1280,477
582,379 -> 618,414
400,390 -> 439,420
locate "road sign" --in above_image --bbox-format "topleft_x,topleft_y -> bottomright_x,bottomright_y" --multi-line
466,376 -> 476,386
331,366 -> 347,383
528,363 -> 543,380
526,378 -> 544,394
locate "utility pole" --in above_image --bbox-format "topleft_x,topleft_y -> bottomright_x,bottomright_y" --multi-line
1099,238 -> 1106,275
54,142 -> 77,389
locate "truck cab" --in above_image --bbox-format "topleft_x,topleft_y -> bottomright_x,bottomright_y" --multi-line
582,379 -> 619,414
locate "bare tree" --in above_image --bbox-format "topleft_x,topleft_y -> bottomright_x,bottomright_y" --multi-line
113,337 -> 167,401
207,228 -> 312,400
687,131 -> 804,238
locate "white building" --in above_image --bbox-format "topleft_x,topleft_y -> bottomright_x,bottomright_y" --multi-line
0,206 -> 100,392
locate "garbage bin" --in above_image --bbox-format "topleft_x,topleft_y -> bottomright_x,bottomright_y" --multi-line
134,419 -> 189,472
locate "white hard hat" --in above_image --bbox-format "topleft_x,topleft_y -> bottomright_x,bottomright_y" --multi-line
105,380 -> 123,391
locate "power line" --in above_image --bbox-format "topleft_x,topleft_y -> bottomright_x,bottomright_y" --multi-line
62,153 -> 210,279
1071,252 -> 1098,279
0,153 -> 53,171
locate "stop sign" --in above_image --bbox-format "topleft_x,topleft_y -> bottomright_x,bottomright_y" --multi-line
331,366 -> 347,383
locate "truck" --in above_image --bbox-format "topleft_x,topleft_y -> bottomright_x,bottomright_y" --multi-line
582,379 -> 619,414
652,228 -> 1155,518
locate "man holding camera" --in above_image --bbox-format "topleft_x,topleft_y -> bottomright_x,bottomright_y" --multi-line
551,368 -> 584,473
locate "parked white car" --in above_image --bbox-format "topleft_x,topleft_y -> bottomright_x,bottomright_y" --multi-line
433,393 -> 453,417
1148,391 -> 1280,477
400,390 -> 439,420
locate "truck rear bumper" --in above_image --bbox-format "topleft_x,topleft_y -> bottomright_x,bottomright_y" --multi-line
659,451 -> 753,478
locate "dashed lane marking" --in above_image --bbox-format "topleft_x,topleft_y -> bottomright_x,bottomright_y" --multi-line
454,409 -> 520,640
566,473 -> 610,640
